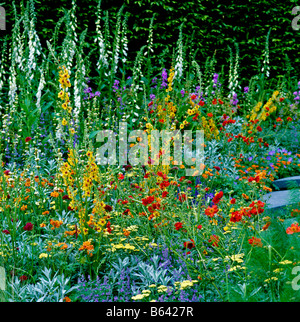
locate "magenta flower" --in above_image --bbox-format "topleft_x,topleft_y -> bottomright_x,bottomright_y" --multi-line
23,222 -> 33,231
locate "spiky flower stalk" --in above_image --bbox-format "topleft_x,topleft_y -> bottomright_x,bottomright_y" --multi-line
95,0 -> 109,71
262,28 -> 271,78
174,23 -> 184,79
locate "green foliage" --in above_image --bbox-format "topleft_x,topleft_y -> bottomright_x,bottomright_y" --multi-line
3,0 -> 300,85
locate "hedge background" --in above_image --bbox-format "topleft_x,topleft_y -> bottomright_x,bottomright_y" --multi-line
2,0 -> 300,85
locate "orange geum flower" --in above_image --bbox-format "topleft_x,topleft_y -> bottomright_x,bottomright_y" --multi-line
42,211 -> 50,215
205,205 -> 219,218
50,191 -> 59,198
21,205 -> 28,211
50,219 -> 63,229
79,240 -> 94,256
123,229 -> 130,237
286,223 -> 300,235
56,242 -> 68,250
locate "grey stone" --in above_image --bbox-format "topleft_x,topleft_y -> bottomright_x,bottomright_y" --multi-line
272,176 -> 300,190
262,189 -> 300,210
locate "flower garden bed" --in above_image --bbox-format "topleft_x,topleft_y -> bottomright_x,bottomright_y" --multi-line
0,1 -> 300,303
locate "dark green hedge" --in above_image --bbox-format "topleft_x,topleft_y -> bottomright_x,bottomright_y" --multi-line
2,0 -> 300,84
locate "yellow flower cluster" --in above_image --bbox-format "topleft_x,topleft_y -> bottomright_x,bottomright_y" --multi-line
156,100 -> 177,121
201,116 -> 220,140
60,149 -> 76,209
166,66 -> 174,93
174,280 -> 198,290
224,253 -> 244,263
110,243 -> 136,252
260,90 -> 279,121
248,90 -> 279,123
58,66 -> 72,114
82,151 -> 100,198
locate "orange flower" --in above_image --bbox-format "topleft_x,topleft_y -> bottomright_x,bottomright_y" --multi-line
205,205 -> 218,218
50,219 -> 63,229
21,205 -> 28,211
63,296 -> 71,302
286,223 -> 300,235
50,191 -> 59,198
123,229 -> 130,237
79,241 -> 94,256
263,186 -> 272,192
42,211 -> 50,215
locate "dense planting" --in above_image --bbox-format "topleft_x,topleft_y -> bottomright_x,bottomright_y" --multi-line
0,1 -> 300,302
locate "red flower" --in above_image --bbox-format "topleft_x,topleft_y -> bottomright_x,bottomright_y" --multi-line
3,170 -> 10,175
183,239 -> 195,250
212,191 -> 223,204
212,98 -> 217,105
106,221 -> 112,233
25,137 -> 32,142
23,222 -> 33,231
207,113 -> 213,118
62,194 -> 70,200
178,193 -> 187,202
230,198 -> 236,204
162,191 -> 169,198
142,195 -> 155,206
287,117 -> 292,122
174,222 -> 183,231
118,173 -> 124,180
199,100 -> 205,106
104,205 -> 113,212
159,180 -> 170,189
19,275 -> 28,282
2,229 -> 10,235
213,166 -> 220,171
191,94 -> 197,100
230,210 -> 242,223
192,114 -> 199,121
249,200 -> 265,215
157,171 -> 167,180
256,125 -> 262,132
248,236 -> 262,247
197,225 -> 202,230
